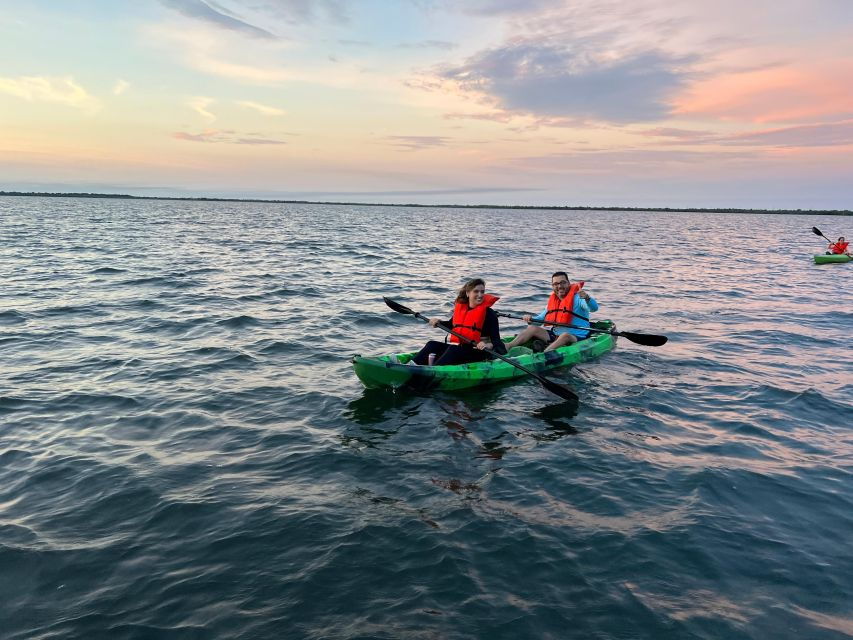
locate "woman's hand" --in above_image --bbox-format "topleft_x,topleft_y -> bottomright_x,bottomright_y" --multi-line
522,314 -> 532,324
476,340 -> 492,350
579,290 -> 590,301
428,318 -> 440,327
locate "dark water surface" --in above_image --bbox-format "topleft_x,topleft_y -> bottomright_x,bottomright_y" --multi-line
1,196 -> 851,639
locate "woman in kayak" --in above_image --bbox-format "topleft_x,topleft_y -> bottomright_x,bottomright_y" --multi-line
827,236 -> 850,255
410,278 -> 506,366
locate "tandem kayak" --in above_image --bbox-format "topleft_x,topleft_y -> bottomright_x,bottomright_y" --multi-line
814,254 -> 852,264
352,320 -> 617,392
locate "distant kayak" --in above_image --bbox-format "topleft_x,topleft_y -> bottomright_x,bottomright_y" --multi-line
814,254 -> 852,264
352,320 -> 617,392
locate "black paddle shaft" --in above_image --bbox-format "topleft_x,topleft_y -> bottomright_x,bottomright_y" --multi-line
383,297 -> 578,401
495,311 -> 668,347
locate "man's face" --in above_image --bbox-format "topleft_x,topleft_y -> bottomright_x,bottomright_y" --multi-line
552,276 -> 570,297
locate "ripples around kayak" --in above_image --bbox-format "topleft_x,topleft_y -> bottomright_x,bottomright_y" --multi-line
1,196 -> 851,639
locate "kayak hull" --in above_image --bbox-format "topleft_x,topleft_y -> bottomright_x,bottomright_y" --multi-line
352,321 -> 617,392
814,254 -> 852,264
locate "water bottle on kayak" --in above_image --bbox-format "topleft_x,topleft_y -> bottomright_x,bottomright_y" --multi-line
427,353 -> 436,366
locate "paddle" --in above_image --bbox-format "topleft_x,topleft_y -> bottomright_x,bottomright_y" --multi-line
812,226 -> 833,243
383,297 -> 578,402
495,311 -> 668,347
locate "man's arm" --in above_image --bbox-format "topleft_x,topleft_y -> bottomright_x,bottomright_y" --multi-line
574,294 -> 598,317
531,306 -> 548,322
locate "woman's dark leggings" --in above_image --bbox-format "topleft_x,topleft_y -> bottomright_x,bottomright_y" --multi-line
412,340 -> 489,366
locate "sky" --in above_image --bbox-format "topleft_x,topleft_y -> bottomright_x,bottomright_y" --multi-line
1,0 -> 852,208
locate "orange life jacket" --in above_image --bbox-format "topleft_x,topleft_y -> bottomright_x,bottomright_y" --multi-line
544,281 -> 584,326
450,294 -> 499,344
830,241 -> 849,254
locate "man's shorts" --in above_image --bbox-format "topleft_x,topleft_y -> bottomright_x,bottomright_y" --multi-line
547,329 -> 590,343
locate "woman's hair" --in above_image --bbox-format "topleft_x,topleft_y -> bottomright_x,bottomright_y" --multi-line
456,278 -> 485,303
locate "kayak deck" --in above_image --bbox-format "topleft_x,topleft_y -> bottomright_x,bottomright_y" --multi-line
352,320 -> 616,392
814,254 -> 852,264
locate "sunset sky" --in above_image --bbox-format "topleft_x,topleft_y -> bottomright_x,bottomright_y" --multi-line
2,0 -> 852,208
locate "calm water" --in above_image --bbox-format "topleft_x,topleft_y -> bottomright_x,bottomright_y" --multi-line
1,196 -> 851,640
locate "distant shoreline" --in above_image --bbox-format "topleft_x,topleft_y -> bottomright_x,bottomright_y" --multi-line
1,190 -> 850,215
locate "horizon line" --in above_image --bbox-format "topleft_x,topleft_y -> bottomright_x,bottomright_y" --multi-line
1,191 -> 850,216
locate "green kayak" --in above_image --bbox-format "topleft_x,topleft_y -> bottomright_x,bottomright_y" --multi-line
352,320 -> 617,392
814,254 -> 852,264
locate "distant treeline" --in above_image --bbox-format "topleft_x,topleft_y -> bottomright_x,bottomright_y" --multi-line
1,191 -> 850,216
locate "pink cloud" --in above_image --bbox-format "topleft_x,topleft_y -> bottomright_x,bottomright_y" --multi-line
673,60 -> 853,123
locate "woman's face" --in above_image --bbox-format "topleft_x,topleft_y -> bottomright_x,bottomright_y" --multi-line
467,284 -> 485,307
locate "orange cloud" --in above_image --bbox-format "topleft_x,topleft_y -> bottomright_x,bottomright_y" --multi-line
673,61 -> 853,123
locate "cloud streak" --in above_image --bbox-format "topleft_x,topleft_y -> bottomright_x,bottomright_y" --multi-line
513,148 -> 761,175
237,100 -> 286,116
0,75 -> 100,113
173,129 -> 287,144
159,0 -> 276,39
638,120 -> 853,148
385,135 -> 452,150
396,40 -> 457,50
715,120 -> 853,148
188,96 -> 216,121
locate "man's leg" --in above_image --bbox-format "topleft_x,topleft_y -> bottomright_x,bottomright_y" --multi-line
505,325 -> 550,350
544,332 -> 578,352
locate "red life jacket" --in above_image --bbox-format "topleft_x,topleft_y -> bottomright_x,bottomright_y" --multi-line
450,294 -> 499,343
544,281 -> 584,326
830,241 -> 849,254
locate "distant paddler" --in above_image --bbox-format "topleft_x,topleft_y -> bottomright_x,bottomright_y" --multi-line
812,227 -> 852,256
504,271 -> 598,353
827,236 -> 851,256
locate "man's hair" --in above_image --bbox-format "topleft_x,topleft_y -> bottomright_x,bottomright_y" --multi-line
551,271 -> 568,281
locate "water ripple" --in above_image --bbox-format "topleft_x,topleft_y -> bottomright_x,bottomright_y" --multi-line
1,198 -> 851,639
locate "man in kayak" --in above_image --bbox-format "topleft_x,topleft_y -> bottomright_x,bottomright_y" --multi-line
409,278 -> 506,366
504,271 -> 598,352
827,236 -> 851,256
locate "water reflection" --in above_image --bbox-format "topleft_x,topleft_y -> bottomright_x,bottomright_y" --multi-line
434,396 -> 513,459
343,388 -> 423,425
531,401 -> 580,439
344,378 -> 585,456
341,388 -> 425,450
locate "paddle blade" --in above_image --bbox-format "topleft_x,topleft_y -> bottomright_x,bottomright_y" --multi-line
383,296 -> 414,315
812,226 -> 823,236
539,377 -> 579,401
618,331 -> 668,347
